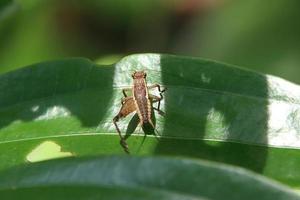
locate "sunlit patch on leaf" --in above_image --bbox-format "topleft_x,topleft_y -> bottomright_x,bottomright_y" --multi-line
26,141 -> 73,162
34,106 -> 71,121
206,107 -> 229,139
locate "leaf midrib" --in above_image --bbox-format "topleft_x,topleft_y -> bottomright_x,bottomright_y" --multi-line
1,131 -> 299,150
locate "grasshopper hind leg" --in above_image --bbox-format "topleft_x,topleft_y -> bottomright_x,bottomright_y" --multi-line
113,116 -> 130,153
113,97 -> 136,154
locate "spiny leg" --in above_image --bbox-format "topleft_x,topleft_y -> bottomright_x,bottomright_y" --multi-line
113,116 -> 130,153
113,97 -> 136,153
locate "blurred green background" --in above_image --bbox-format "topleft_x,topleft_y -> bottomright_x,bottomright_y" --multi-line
1,0 -> 299,83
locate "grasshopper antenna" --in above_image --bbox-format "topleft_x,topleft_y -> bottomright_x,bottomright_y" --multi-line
137,133 -> 147,153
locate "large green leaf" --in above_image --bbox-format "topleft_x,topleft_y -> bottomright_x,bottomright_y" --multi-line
0,54 -> 300,187
0,156 -> 299,200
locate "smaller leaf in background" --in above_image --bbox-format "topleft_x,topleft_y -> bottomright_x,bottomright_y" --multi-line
95,54 -> 123,65
0,156 -> 299,200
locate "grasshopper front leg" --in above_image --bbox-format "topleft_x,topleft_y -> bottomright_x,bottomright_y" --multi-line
121,88 -> 132,105
113,96 -> 136,153
122,88 -> 131,97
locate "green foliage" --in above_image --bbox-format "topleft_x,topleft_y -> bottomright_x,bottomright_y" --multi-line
0,156 -> 299,200
0,54 -> 300,192
1,1 -> 299,198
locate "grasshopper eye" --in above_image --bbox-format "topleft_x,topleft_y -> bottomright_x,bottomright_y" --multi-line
144,73 -> 147,78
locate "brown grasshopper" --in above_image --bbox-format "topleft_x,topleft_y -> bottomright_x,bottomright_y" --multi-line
113,71 -> 165,153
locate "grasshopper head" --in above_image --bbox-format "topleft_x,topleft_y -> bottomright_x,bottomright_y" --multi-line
132,71 -> 147,79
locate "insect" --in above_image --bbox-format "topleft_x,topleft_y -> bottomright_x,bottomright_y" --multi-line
113,71 -> 166,153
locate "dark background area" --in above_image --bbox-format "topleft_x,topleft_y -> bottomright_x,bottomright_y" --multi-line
0,0 -> 299,83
